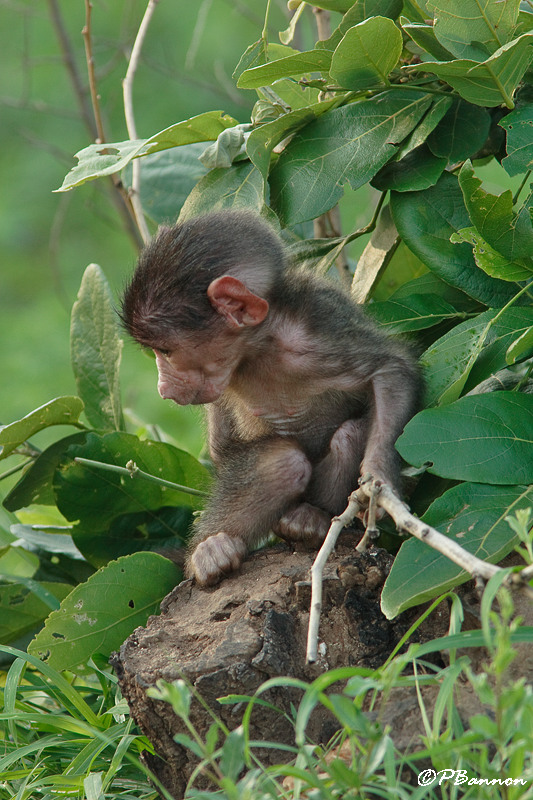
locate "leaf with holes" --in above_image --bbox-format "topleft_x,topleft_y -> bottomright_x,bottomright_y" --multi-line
28,553 -> 181,671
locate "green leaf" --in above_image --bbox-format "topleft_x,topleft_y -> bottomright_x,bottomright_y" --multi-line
458,160 -> 533,261
381,483 -> 533,617
0,582 -> 72,644
506,325 -> 533,364
0,398 -> 84,461
57,111 -> 239,191
390,172 -> 516,306
220,727 -> 246,781
237,49 -> 333,89
401,20 -> 455,61
54,431 -> 210,566
330,17 -> 403,90
3,433 -> 88,510
365,293 -> 460,333
428,0 -> 521,60
301,0 -> 358,11
28,553 -> 182,671
232,39 -> 267,82
71,264 -> 124,431
371,144 -> 446,192
199,124 -> 250,169
395,96 -> 453,160
451,227 -> 533,281
425,34 -> 533,108
426,99 -> 491,161
396,391 -> 533,484
247,99 -> 337,180
137,144 -> 208,224
179,162 -> 265,220
270,90 -> 432,225
389,272 -> 477,311
421,307 -> 533,406
10,524 -> 82,560
318,0 -> 404,51
500,103 -> 533,176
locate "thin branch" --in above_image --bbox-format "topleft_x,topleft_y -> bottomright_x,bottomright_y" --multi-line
82,0 -> 106,144
74,457 -> 209,497
47,0 -> 97,138
74,0 -> 142,248
122,0 -> 159,244
306,478 -> 533,664
307,492 -> 364,663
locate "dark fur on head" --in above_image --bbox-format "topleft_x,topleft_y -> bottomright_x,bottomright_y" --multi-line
120,210 -> 286,345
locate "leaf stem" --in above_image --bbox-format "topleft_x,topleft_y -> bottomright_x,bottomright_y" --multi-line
0,459 -> 34,482
261,0 -> 272,49
512,170 -> 532,205
74,457 -> 209,497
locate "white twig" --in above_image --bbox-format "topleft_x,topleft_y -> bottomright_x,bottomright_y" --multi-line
307,492 -> 363,663
306,478 -> 517,664
122,0 -> 159,244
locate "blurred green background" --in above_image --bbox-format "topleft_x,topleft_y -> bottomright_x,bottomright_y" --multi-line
0,0 -> 294,458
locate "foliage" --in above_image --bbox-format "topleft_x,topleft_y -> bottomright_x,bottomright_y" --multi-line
1,0 -> 533,666
3,580 -> 533,799
0,264 -> 208,669
148,578 -> 533,799
0,644 -> 167,800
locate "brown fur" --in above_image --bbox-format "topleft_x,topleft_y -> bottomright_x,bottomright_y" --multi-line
121,211 -> 421,586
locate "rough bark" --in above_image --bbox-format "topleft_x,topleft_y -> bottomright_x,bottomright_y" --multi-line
113,537 -> 450,798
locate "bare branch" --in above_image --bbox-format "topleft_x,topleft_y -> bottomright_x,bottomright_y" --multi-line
47,0 -> 97,138
76,1 -> 143,250
122,0 -> 160,244
306,478 -> 532,664
307,492 -> 364,663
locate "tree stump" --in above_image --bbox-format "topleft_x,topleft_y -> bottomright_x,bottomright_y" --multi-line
112,538 -> 449,798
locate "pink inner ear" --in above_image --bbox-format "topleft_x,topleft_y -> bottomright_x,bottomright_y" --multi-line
208,276 -> 269,327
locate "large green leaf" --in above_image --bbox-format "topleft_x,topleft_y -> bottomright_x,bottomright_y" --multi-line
3,433 -> 88,510
71,264 -> 124,432
381,482 -> 532,617
0,398 -> 84,461
371,144 -> 446,192
54,431 -> 210,565
270,90 -> 432,225
237,49 -> 333,89
138,143 -> 208,224
365,293 -> 460,333
390,172 -> 516,306
500,103 -> 533,176
421,307 -> 533,406
394,96 -> 452,159
28,553 -> 182,671
458,160 -> 533,261
425,34 -> 533,108
179,162 -> 264,220
428,0 -> 521,60
247,99 -> 337,180
401,20 -> 455,61
451,227 -> 533,281
396,391 -> 533,484
426,99 -> 491,161
57,111 -> 238,191
329,17 -> 403,90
